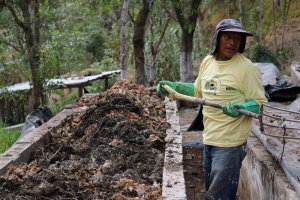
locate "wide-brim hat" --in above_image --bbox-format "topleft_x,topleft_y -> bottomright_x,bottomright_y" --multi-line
211,19 -> 253,54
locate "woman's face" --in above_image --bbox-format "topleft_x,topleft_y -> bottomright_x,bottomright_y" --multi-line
217,32 -> 241,59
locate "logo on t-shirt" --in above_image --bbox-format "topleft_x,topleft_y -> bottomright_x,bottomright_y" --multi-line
204,77 -> 218,94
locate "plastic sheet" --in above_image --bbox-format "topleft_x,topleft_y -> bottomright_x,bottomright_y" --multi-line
255,63 -> 280,86
20,107 -> 53,139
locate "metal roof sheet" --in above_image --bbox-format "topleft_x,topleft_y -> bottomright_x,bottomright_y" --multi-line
0,70 -> 120,94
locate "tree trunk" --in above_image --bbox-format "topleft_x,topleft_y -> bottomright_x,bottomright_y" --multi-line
21,0 -> 42,110
132,0 -> 150,85
281,0 -> 291,49
272,0 -> 278,51
0,99 -> 4,124
2,0 -> 42,111
258,0 -> 264,43
172,0 -> 201,82
239,0 -> 245,27
149,16 -> 170,86
120,0 -> 130,80
180,30 -> 194,82
226,0 -> 230,18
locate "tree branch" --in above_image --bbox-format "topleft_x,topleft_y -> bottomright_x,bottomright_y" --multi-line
153,16 -> 170,54
2,0 -> 27,30
172,0 -> 185,28
161,2 -> 177,21
0,38 -> 22,51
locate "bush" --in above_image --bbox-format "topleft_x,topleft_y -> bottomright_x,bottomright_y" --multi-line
247,44 -> 294,72
247,44 -> 281,69
48,93 -> 79,115
275,47 -> 294,71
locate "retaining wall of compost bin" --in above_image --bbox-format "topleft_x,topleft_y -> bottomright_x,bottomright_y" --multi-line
0,107 -> 87,175
238,130 -> 300,199
162,99 -> 187,199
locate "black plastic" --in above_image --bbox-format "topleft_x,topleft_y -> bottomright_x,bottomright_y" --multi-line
265,79 -> 300,102
187,106 -> 204,131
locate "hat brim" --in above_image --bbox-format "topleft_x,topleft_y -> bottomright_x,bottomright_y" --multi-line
220,28 -> 253,36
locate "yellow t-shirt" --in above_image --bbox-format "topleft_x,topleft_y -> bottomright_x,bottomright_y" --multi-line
194,53 -> 267,147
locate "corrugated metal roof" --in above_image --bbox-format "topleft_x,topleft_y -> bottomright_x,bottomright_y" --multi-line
0,70 -> 121,94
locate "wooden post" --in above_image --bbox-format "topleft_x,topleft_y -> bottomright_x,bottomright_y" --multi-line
78,86 -> 83,97
104,77 -> 109,90
0,99 -> 4,124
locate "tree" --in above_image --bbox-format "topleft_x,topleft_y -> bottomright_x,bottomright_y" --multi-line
0,0 -> 42,111
148,9 -> 170,86
258,0 -> 264,43
131,0 -> 150,85
171,0 -> 201,82
120,0 -> 130,80
239,0 -> 245,27
281,0 -> 291,49
272,0 -> 278,51
226,0 -> 230,18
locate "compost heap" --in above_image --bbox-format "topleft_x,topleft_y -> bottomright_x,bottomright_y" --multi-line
0,80 -> 169,200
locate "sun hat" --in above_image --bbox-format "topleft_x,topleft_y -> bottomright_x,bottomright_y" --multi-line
211,19 -> 253,54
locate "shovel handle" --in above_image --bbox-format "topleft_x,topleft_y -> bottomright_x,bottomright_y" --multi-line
162,84 -> 260,118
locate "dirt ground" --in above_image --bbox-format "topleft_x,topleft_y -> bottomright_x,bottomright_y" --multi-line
179,107 -> 206,200
0,80 -> 169,200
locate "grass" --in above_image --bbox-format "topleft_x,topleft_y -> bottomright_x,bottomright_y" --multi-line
0,128 -> 20,153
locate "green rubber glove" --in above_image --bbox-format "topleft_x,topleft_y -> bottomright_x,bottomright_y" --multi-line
156,81 -> 195,97
223,102 -> 241,118
223,99 -> 260,118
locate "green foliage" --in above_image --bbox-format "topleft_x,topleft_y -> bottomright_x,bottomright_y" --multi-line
99,58 -> 118,71
85,75 -> 119,94
1,0 -> 299,113
248,6 -> 260,37
0,9 -> 12,26
194,47 -> 210,63
247,44 -> 294,71
0,91 -> 29,125
145,24 -> 181,83
48,93 -> 79,115
86,33 -> 106,62
247,44 -> 280,68
0,127 -> 20,153
39,0 -> 117,79
79,67 -> 102,76
275,47 -> 295,71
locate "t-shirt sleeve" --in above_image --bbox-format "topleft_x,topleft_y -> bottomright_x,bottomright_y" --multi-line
240,64 -> 267,105
194,75 -> 202,98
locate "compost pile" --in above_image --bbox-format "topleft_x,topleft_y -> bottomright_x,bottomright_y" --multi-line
0,80 -> 169,200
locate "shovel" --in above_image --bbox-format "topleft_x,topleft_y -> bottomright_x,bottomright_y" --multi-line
162,84 -> 260,118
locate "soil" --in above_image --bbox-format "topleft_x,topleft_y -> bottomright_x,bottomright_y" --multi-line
179,107 -> 206,200
0,80 -> 169,200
